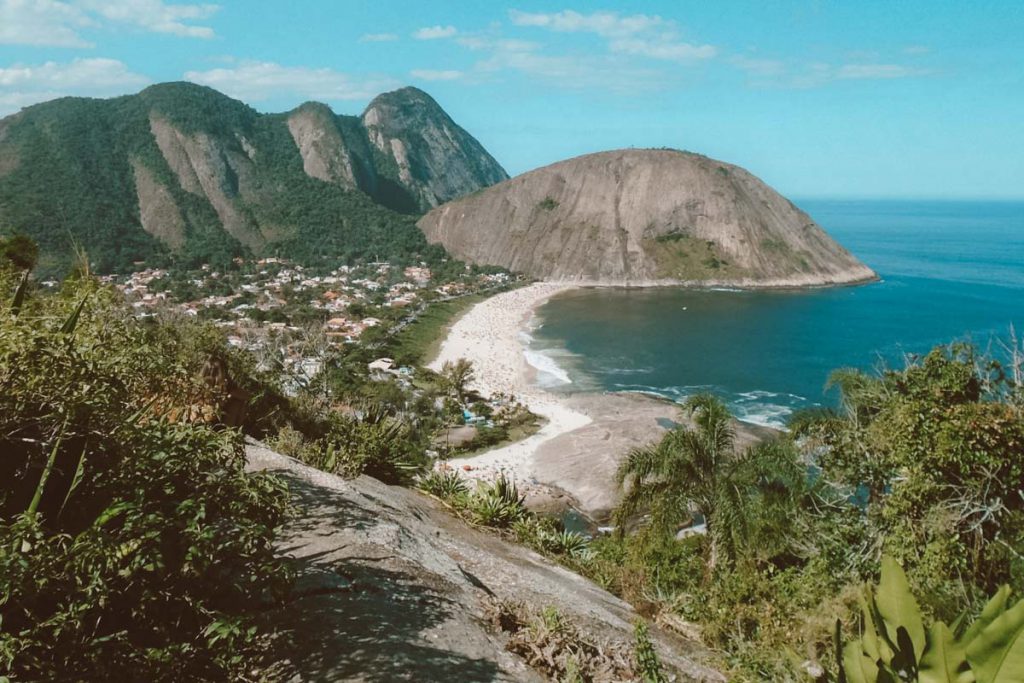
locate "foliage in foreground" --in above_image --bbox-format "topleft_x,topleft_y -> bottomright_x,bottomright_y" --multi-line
0,266 -> 291,680
486,600 -> 666,682
558,345 -> 1024,681
836,556 -> 1024,683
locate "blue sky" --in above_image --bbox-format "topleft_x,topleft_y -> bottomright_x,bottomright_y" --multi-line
1,1 -> 1022,199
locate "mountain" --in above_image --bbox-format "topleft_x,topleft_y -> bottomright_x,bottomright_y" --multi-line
418,149 -> 876,287
0,83 -> 507,274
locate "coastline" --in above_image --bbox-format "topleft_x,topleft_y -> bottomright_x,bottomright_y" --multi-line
427,282 -> 777,521
427,282 -> 592,484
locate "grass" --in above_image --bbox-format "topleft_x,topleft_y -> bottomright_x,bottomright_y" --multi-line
449,419 -> 547,458
641,235 -> 740,280
391,292 -> 493,365
391,281 -> 526,366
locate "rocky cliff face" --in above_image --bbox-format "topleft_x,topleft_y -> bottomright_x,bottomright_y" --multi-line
362,87 -> 509,212
418,149 -> 876,287
246,440 -> 724,682
0,82 -> 507,272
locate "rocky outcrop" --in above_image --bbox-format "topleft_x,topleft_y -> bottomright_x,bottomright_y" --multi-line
130,158 -> 186,250
148,113 -> 264,250
246,440 -> 724,681
286,103 -> 377,193
418,149 -> 876,287
362,87 -> 509,212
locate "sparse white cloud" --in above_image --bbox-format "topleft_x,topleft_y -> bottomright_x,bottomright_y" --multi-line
730,55 -> 787,78
184,60 -> 400,103
509,9 -> 716,62
0,0 -> 95,47
733,55 -> 932,89
413,25 -> 457,40
0,0 -> 219,46
0,57 -> 151,115
471,38 -> 668,93
835,63 -> 927,80
360,32 -> 398,42
79,0 -> 219,39
903,45 -> 930,55
410,69 -> 463,81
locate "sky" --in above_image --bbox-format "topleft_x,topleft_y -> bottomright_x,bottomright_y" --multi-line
1,1 -> 1022,199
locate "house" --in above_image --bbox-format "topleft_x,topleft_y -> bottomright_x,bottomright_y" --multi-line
368,357 -> 400,380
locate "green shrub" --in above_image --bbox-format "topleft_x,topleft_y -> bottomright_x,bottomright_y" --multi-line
418,469 -> 469,501
0,267 -> 290,679
468,474 -> 527,528
836,556 -> 1024,683
633,620 -> 667,683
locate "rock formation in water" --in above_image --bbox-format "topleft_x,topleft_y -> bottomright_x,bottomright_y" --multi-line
418,149 -> 876,287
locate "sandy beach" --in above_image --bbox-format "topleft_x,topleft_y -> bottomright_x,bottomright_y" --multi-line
428,282 -> 778,521
428,283 -> 592,482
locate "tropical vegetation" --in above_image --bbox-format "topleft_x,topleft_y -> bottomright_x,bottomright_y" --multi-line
526,345 -> 1024,681
0,259 -> 291,679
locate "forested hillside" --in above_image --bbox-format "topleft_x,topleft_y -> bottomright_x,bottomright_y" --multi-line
0,83 -> 507,276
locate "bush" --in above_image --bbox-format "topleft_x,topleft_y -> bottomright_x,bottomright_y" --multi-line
272,406 -> 428,484
0,267 -> 290,679
417,469 -> 469,501
467,474 -> 527,528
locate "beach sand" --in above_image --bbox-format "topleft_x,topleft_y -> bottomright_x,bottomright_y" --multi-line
428,283 -> 776,522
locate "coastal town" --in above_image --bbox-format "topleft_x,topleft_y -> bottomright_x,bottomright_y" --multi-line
76,257 -> 515,391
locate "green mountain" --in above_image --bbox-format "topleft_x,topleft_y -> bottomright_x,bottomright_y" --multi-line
0,82 -> 508,274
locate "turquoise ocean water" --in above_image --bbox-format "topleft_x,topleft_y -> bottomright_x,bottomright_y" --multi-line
527,200 -> 1024,428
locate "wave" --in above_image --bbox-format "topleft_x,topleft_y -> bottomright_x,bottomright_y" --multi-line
597,366 -> 655,376
523,348 -> 573,386
611,383 -> 807,429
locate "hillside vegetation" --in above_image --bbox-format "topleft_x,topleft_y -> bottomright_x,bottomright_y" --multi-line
0,83 -> 507,276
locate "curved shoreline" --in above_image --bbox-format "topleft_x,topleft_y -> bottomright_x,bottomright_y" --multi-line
428,283 -> 590,484
426,282 -> 781,520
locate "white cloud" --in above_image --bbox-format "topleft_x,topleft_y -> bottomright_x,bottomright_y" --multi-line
730,55 -> 787,78
611,38 -> 715,61
471,38 -> 667,93
184,61 -> 400,103
0,0 -> 95,47
508,9 -> 715,62
835,63 -> 928,80
410,69 -> 463,81
0,0 -> 218,46
79,0 -> 219,39
0,57 -> 151,115
413,25 -> 457,40
734,56 -> 931,89
903,45 -> 930,55
360,32 -> 398,42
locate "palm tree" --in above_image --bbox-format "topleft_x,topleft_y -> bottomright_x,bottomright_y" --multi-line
615,394 -> 803,571
440,358 -> 475,404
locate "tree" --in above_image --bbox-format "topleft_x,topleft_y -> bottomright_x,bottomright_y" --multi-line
614,394 -> 804,572
0,233 -> 39,271
440,358 -> 475,405
794,344 -> 1024,611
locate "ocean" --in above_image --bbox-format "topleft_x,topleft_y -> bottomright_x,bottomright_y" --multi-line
527,200 -> 1024,428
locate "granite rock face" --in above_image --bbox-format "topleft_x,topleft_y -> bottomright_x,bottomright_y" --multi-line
361,87 -> 509,212
419,149 -> 876,287
246,440 -> 724,682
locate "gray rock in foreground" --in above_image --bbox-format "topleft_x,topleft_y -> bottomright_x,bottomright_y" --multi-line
246,440 -> 724,682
